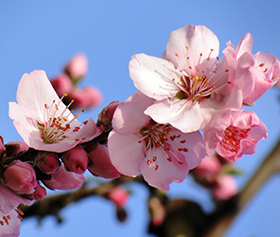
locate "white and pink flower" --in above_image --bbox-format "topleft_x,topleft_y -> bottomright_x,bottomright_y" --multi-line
9,70 -> 101,152
129,24 -> 242,133
108,91 -> 206,191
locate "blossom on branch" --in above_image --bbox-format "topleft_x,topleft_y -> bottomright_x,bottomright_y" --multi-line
204,111 -> 268,161
108,91 -> 206,191
129,24 -> 242,133
9,70 -> 101,152
224,33 -> 280,105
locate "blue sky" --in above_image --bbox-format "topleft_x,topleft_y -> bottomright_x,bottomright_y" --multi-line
1,1 -> 280,236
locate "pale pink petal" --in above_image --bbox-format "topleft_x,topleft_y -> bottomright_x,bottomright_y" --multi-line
43,164 -> 85,190
108,131 -> 145,177
129,54 -> 179,101
16,71 -> 60,120
140,148 -> 189,191
0,210 -> 21,237
0,184 -> 33,214
145,99 -> 203,133
235,33 -> 253,59
112,91 -> 153,134
244,52 -> 280,103
166,24 -> 219,70
235,52 -> 255,98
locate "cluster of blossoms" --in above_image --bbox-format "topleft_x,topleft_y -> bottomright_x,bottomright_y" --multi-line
1,24 -> 279,236
1,70 -> 119,236
108,24 -> 279,191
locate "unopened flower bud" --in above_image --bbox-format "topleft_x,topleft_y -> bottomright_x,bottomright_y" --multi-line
192,156 -> 221,179
97,101 -> 120,132
88,144 -> 120,179
108,187 -> 129,206
62,146 -> 88,174
51,73 -> 74,97
212,175 -> 238,200
64,53 -> 88,82
35,152 -> 60,174
4,141 -> 29,158
71,86 -> 102,109
5,141 -> 29,157
31,184 -> 47,200
4,161 -> 37,194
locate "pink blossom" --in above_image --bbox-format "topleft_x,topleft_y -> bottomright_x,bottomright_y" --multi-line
43,163 -> 85,190
9,70 -> 101,152
87,144 -> 121,179
108,91 -> 206,191
3,161 -> 37,194
204,111 -> 268,161
62,146 -> 88,174
64,53 -> 88,80
224,33 -> 280,104
212,175 -> 238,200
129,24 -> 242,133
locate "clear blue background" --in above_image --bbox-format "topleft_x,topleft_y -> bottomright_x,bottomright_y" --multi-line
1,1 -> 280,236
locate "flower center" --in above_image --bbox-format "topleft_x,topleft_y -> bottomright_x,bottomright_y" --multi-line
173,49 -> 230,103
37,94 -> 87,144
220,125 -> 251,153
138,120 -> 188,170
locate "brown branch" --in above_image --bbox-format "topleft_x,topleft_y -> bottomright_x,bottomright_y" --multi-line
203,137 -> 280,237
20,175 -> 143,223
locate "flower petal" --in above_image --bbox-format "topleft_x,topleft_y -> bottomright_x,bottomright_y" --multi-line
108,131 -> 145,177
129,54 -> 179,101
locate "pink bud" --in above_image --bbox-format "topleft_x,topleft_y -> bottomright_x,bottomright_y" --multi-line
5,141 -> 29,157
62,146 -> 88,174
83,86 -> 102,108
88,144 -> 120,179
212,175 -> 238,200
64,53 -> 88,80
50,73 -> 74,97
108,187 -> 129,206
4,161 -> 37,194
31,184 -> 47,200
97,101 -> 120,132
192,156 -> 221,179
149,197 -> 166,226
35,152 -> 60,174
71,86 -> 102,109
